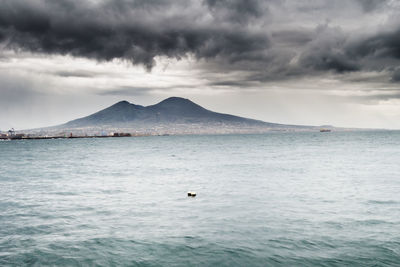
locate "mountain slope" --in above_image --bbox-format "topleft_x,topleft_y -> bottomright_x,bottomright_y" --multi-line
46,96 -> 320,134
64,97 -> 273,127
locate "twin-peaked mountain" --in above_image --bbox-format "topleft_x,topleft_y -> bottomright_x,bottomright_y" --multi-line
64,97 -> 272,127
52,97 -> 318,134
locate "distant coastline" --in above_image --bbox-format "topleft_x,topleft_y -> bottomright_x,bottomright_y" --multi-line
0,132 -> 154,141
2,97 -> 378,138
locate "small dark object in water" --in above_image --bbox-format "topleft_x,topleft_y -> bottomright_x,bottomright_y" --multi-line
187,191 -> 196,197
320,129 -> 331,132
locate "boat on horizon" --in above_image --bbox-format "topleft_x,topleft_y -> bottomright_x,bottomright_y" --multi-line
320,129 -> 332,132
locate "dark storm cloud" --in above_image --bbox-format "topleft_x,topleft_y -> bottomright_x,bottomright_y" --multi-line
349,28 -> 400,61
204,0 -> 267,24
295,24 -> 361,73
292,21 -> 400,81
1,0 -> 400,82
299,43 -> 361,73
391,69 -> 400,82
270,30 -> 313,46
0,0 -> 269,70
340,26 -> 400,81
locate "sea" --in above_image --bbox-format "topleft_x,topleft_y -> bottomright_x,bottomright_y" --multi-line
0,131 -> 400,266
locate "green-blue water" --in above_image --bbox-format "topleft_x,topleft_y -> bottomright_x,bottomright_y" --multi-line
1,132 -> 400,266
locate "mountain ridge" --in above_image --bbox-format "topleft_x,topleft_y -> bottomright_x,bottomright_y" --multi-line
63,97 -> 272,128
32,96 -> 336,135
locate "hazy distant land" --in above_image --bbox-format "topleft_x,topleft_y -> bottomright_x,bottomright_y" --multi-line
9,97 -> 359,137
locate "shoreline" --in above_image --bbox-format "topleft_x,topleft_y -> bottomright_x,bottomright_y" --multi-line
0,135 -> 151,141
1,129 -> 395,141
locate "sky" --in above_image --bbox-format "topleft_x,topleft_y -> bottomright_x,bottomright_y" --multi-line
1,0 -> 400,130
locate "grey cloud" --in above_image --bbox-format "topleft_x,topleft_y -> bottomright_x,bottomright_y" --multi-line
208,80 -> 252,87
374,91 -> 400,100
271,29 -> 313,46
98,86 -> 155,96
97,84 -> 199,96
1,0 -> 400,84
357,0 -> 388,12
294,21 -> 400,81
204,0 -> 267,25
350,28 -> 400,60
353,91 -> 400,103
55,70 -> 99,78
344,27 -> 400,81
300,49 -> 360,73
0,0 -> 269,70
391,69 -> 400,82
298,25 -> 360,73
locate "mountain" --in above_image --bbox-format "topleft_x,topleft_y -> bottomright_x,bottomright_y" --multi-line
43,97 -> 320,135
65,97 -> 268,127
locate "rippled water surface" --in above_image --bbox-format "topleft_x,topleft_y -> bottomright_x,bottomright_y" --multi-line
1,132 -> 400,266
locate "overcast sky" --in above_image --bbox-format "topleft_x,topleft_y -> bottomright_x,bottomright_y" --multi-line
1,0 -> 400,130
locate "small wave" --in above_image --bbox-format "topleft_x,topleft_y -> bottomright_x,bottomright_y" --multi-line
355,219 -> 392,226
52,191 -> 78,196
367,200 -> 399,205
100,189 -> 123,194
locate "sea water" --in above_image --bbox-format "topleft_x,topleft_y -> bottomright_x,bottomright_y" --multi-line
0,132 -> 400,266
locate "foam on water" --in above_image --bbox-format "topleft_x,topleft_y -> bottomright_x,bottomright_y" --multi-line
1,132 -> 400,266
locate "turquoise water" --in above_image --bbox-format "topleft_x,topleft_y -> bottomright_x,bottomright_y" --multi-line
1,132 -> 400,266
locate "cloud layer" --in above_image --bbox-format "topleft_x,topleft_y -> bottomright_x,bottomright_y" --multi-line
0,0 -> 271,70
0,0 -> 398,80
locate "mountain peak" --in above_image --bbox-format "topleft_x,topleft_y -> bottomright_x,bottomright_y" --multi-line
164,97 -> 188,101
62,96 -> 272,130
157,97 -> 194,105
114,100 -> 130,106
